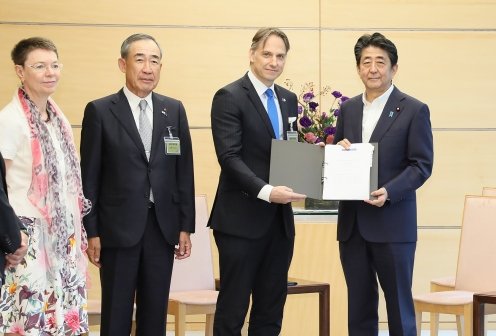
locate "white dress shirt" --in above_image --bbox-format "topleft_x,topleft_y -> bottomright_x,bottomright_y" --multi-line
123,85 -> 154,131
123,86 -> 154,201
362,84 -> 394,143
246,71 -> 282,203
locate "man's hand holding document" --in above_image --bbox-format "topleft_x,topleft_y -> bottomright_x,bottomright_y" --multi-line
269,140 -> 378,200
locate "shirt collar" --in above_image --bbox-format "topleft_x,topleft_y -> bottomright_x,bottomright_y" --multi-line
362,84 -> 395,107
247,70 -> 276,98
123,86 -> 153,110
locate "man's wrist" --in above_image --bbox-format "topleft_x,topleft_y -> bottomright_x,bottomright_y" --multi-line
258,184 -> 273,203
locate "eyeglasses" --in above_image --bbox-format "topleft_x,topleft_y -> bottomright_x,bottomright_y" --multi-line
26,63 -> 63,72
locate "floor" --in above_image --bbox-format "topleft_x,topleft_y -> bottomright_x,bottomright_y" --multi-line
87,331 -> 496,335
88,333 -> 205,336
89,333 -> 205,336
379,332 -> 496,336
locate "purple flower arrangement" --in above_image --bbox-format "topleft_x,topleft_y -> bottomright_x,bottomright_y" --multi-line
285,80 -> 348,144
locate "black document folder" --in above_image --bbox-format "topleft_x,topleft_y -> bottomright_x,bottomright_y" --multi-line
269,140 -> 378,200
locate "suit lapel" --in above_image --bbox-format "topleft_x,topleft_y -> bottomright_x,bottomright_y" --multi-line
348,97 -> 364,143
150,93 -> 168,163
242,75 -> 277,139
109,90 -> 147,161
274,85 -> 290,140
370,87 -> 404,143
0,153 -> 7,197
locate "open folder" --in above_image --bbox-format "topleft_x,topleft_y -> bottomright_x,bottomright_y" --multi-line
269,140 -> 378,200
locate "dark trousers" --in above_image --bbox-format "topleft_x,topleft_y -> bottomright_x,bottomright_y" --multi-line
213,219 -> 294,336
340,225 -> 417,336
99,207 -> 175,336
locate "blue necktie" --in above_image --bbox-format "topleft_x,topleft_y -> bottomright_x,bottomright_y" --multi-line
265,88 -> 279,139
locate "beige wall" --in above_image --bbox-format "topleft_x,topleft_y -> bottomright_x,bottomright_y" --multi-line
2,0 -> 496,334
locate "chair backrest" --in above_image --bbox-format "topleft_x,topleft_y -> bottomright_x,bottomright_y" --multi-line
482,187 -> 496,196
454,195 -> 496,291
169,195 -> 215,292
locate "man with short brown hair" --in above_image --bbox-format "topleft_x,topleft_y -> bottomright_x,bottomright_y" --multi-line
209,27 -> 306,335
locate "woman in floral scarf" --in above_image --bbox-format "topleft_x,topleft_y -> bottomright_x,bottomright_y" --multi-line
0,37 -> 90,336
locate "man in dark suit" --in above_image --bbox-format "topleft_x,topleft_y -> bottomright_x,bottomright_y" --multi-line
80,33 -> 195,336
0,151 -> 28,284
209,27 -> 306,336
333,33 -> 433,336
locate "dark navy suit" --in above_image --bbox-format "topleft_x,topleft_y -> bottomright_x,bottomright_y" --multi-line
80,89 -> 195,336
333,87 -> 433,336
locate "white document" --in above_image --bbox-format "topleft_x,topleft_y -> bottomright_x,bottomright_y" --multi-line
322,143 -> 375,200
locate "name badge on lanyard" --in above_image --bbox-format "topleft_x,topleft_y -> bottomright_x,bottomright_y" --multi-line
164,126 -> 181,155
286,117 -> 298,142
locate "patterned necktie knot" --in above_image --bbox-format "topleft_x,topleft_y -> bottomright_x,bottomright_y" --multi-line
139,99 -> 147,113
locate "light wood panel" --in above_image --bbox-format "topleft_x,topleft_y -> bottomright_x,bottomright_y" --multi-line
418,131 -> 496,226
76,127 -> 496,230
76,129 -> 496,332
3,0 -> 496,333
320,30 -> 496,128
190,129 -> 220,204
282,222 -> 463,336
288,219 -> 344,335
287,222 -> 461,335
0,0 -> 319,28
5,30 -> 496,128
322,0 -> 496,28
87,220 -> 462,335
0,26 -> 319,127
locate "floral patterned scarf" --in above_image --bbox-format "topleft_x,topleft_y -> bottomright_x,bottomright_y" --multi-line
17,87 -> 90,258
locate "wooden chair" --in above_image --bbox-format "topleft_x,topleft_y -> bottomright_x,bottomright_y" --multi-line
414,195 -> 496,335
430,187 -> 496,293
428,187 -> 496,333
482,187 -> 496,197
167,195 -> 218,336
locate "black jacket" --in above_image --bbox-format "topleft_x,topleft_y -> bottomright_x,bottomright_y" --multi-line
0,151 -> 23,281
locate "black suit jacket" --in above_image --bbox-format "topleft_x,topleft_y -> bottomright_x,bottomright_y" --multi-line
80,89 -> 195,248
0,152 -> 22,280
208,73 -> 298,239
333,87 -> 433,243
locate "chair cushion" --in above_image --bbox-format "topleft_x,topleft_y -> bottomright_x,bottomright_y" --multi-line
414,290 -> 474,305
169,290 -> 219,305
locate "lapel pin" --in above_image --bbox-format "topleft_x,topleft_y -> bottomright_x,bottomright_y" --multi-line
389,111 -> 394,118
162,108 -> 167,116
396,107 -> 400,112
282,98 -> 286,102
